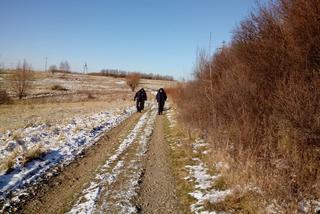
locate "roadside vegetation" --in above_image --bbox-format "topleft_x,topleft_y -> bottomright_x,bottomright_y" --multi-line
169,0 -> 320,212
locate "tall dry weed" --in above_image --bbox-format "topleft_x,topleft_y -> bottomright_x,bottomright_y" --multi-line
171,0 -> 320,211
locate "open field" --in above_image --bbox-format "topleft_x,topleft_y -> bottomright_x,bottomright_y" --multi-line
0,72 -> 180,213
0,72 -> 175,132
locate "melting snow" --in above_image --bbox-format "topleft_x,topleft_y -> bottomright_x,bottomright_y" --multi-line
185,140 -> 232,214
105,107 -> 157,213
115,81 -> 126,85
0,105 -> 137,210
68,107 -> 157,214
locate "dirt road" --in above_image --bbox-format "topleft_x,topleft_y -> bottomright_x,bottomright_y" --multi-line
15,106 -> 178,214
137,116 -> 179,213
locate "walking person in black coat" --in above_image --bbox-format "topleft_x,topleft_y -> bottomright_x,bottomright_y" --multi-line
156,88 -> 167,115
134,88 -> 147,112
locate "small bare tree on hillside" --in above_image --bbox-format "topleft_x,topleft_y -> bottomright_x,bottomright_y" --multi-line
59,60 -> 70,73
49,65 -> 58,74
126,73 -> 140,91
10,60 -> 33,99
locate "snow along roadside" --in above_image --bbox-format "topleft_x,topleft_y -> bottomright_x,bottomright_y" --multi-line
166,106 -> 232,214
0,105 -> 139,211
67,107 -> 156,214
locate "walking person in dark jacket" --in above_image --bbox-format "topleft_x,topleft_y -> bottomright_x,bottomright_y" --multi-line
156,88 -> 167,115
134,88 -> 147,112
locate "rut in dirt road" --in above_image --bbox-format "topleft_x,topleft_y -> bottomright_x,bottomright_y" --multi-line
137,115 -> 179,214
18,112 -> 144,214
66,105 -> 159,214
13,104 -> 179,214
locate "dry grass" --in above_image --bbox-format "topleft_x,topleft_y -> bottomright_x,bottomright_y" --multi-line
0,99 -> 132,132
0,149 -> 19,173
0,71 -> 174,133
204,188 -> 262,214
163,116 -> 196,213
23,145 -> 46,164
0,145 -> 47,174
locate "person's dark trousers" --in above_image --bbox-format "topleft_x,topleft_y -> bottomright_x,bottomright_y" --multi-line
140,100 -> 145,111
158,101 -> 165,115
136,100 -> 141,112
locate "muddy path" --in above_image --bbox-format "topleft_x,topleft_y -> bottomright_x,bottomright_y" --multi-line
137,115 -> 179,214
18,112 -> 143,214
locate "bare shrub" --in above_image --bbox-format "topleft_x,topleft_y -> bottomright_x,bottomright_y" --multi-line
9,60 -> 33,99
87,92 -> 95,99
171,0 -> 320,211
126,73 -> 141,91
59,60 -> 71,73
49,65 -> 58,74
0,90 -> 11,104
51,84 -> 68,91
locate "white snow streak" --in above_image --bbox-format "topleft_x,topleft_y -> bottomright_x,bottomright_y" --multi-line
185,148 -> 232,214
101,108 -> 157,213
0,105 -> 136,211
67,110 -> 153,214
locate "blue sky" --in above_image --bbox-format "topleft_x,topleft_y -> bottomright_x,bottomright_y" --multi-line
0,0 -> 264,79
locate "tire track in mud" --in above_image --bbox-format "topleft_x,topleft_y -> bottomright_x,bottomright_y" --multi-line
96,108 -> 157,213
18,112 -> 143,214
15,105 -> 179,214
67,106 -> 157,214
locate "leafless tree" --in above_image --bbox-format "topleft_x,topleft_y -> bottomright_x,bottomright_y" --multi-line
10,60 -> 33,99
49,65 -> 58,74
59,60 -> 71,73
126,73 -> 140,91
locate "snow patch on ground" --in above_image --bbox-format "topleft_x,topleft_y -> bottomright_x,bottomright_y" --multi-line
68,107 -> 157,214
115,81 -> 126,85
0,105 -> 136,209
166,104 -> 177,128
185,140 -> 232,214
106,108 -> 157,213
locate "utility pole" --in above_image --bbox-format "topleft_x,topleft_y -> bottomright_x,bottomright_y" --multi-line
208,32 -> 215,127
83,62 -> 88,74
45,56 -> 47,72
209,32 -> 213,93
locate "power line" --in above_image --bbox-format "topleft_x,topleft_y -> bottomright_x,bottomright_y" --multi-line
45,56 -> 47,72
83,62 -> 88,74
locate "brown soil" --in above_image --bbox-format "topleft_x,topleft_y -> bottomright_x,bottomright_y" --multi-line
137,116 -> 179,214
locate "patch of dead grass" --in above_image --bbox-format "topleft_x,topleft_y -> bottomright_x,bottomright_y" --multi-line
23,145 -> 46,164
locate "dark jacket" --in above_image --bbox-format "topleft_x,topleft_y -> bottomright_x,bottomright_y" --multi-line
134,89 -> 147,101
156,88 -> 167,103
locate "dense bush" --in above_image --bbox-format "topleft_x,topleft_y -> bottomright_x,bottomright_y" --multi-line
171,0 -> 320,210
